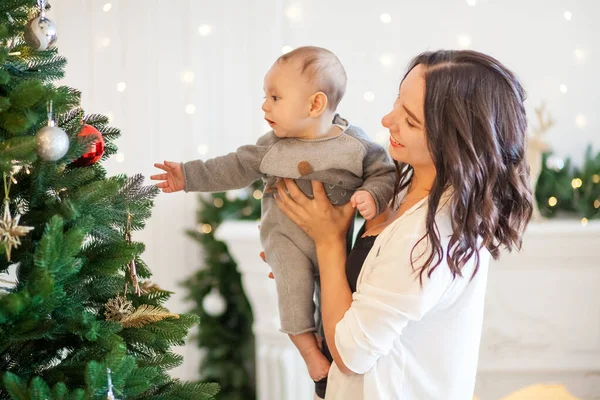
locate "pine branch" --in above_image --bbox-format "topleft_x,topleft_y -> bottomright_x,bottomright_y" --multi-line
82,113 -> 110,127
25,55 -> 66,81
117,174 -> 159,205
56,107 -> 84,133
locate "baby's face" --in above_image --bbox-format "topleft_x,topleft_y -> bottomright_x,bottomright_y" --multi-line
262,61 -> 315,138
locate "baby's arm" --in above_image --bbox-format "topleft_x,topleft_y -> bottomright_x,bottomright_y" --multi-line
357,141 -> 396,216
183,145 -> 264,192
180,132 -> 277,193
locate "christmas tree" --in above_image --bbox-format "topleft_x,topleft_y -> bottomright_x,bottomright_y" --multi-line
183,184 -> 261,400
0,1 -> 218,399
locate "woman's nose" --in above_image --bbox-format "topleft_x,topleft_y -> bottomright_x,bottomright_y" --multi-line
381,111 -> 392,128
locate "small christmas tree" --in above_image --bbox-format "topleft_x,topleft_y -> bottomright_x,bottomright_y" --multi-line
0,1 -> 218,398
183,184 -> 261,400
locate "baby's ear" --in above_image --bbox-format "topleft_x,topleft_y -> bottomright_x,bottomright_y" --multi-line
309,92 -> 328,117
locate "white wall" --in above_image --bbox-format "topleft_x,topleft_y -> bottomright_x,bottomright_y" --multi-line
48,0 -> 599,382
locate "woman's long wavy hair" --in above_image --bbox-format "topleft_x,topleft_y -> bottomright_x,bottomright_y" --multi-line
395,50 -> 533,284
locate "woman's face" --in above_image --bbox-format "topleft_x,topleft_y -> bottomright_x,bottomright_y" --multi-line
381,64 -> 434,169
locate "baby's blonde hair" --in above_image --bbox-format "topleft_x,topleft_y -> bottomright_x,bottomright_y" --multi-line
277,46 -> 347,112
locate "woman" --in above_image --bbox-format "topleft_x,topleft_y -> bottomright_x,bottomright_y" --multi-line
274,50 -> 533,399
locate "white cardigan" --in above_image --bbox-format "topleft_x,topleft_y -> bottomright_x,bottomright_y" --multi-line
325,192 -> 490,400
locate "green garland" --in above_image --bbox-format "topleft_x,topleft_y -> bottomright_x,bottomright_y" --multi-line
536,145 -> 600,221
183,182 -> 262,400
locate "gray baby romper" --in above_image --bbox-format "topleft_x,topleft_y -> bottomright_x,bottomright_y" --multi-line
182,115 -> 396,334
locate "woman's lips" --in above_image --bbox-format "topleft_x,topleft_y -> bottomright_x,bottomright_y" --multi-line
390,136 -> 404,148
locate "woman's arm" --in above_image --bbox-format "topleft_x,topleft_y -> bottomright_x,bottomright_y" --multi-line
275,179 -> 452,375
315,240 -> 354,375
274,179 -> 356,373
317,204 -> 392,374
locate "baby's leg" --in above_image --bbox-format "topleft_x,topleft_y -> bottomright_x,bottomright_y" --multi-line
289,332 -> 331,381
264,234 -> 330,380
266,237 -> 317,335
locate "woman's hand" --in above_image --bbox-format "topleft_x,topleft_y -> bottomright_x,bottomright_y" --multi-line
274,178 -> 355,247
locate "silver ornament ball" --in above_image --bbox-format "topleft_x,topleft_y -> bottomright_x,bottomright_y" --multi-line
24,15 -> 58,51
36,126 -> 69,161
202,288 -> 227,317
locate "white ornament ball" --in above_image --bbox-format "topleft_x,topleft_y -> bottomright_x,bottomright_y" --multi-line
36,126 -> 69,161
238,189 -> 250,200
202,288 -> 227,317
225,191 -> 237,201
226,189 -> 248,201
24,15 -> 58,51
545,155 -> 564,172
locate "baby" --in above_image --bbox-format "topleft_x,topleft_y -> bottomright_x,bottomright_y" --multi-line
151,46 -> 395,381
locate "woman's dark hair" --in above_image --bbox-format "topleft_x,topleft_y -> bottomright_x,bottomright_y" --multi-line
394,50 -> 533,284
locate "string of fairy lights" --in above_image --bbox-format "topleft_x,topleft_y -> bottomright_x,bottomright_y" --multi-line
95,1 -> 595,224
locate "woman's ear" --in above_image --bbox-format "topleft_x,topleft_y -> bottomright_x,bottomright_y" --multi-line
309,92 -> 328,117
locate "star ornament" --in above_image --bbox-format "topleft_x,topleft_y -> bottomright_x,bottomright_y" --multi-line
0,201 -> 34,261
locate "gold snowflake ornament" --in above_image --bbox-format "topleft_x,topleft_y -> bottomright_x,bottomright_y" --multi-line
104,294 -> 179,328
104,295 -> 134,322
0,200 -> 34,262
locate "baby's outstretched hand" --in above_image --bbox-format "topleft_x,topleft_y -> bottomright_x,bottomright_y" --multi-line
350,190 -> 377,220
151,161 -> 185,193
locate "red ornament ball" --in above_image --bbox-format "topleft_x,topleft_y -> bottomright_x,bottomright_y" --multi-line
71,124 -> 105,167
